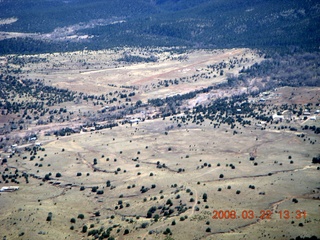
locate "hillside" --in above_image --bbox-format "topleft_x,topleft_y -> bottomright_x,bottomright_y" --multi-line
0,0 -> 319,54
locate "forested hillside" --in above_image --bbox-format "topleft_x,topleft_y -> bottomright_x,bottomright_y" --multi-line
0,0 -> 319,54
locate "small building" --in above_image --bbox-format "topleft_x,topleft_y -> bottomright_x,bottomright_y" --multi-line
303,111 -> 311,116
256,121 -> 267,128
0,186 -> 19,192
260,121 -> 267,126
310,116 -> 317,121
272,114 -> 284,121
129,118 -> 141,124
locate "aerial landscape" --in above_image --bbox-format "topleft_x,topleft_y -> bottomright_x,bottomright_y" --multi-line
0,0 -> 319,240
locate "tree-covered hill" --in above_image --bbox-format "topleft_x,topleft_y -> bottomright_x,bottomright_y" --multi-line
0,0 -> 319,54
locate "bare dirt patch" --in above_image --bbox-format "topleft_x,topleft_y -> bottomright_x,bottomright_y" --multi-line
20,48 -> 262,102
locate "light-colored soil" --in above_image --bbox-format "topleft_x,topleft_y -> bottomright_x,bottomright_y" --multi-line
20,48 -> 261,102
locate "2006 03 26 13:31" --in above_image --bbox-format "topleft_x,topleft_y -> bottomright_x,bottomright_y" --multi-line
212,210 -> 307,220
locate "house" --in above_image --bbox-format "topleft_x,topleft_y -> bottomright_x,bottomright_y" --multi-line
260,121 -> 267,126
303,111 -> 311,116
0,186 -> 19,192
35,142 -> 42,147
272,114 -> 284,121
310,116 -> 317,121
129,118 -> 141,124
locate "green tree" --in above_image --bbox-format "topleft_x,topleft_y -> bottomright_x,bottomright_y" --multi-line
82,225 -> 87,233
203,193 -> 208,202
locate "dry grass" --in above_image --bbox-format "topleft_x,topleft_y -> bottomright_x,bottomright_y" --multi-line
1,100 -> 319,239
0,48 -> 319,239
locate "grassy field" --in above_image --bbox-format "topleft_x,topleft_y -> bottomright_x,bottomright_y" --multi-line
1,101 -> 319,239
0,48 -> 319,240
20,48 -> 261,101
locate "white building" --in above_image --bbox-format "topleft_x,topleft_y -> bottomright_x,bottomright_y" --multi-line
272,114 -> 284,121
129,118 -> 141,124
310,116 -> 317,121
0,186 -> 19,192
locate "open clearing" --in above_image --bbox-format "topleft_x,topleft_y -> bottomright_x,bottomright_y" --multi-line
20,48 -> 261,101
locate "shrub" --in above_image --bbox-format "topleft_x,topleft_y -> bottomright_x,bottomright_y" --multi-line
97,190 -> 104,195
77,214 -> 84,219
141,222 -> 148,228
82,225 -> 87,233
106,180 -> 111,187
163,228 -> 171,235
202,193 -> 208,201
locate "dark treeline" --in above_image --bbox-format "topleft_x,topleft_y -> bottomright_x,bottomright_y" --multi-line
0,74 -> 77,113
239,52 -> 320,87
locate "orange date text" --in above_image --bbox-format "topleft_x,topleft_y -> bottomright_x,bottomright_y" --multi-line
212,210 -> 307,220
